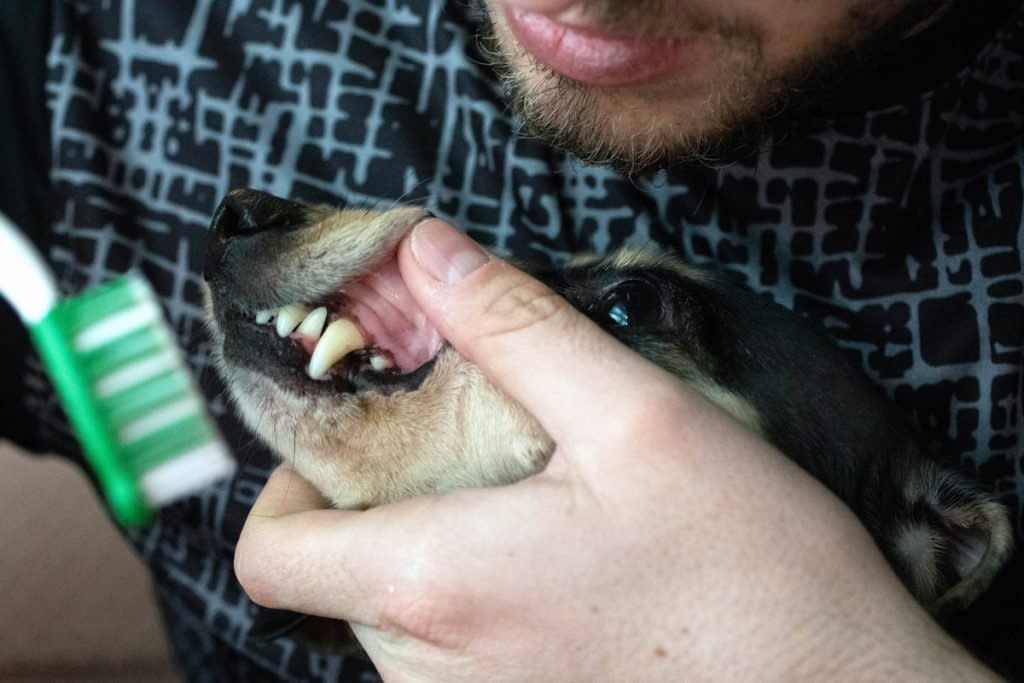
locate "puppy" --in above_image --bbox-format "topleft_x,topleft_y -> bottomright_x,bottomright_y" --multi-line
205,189 -> 1013,617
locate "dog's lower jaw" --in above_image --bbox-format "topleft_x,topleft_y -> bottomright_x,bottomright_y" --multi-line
223,348 -> 553,508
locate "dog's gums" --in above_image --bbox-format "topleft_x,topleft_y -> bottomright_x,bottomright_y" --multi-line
234,254 -> 444,386
204,189 -> 1012,617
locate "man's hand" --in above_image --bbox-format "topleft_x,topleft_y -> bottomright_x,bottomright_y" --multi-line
234,219 -> 993,682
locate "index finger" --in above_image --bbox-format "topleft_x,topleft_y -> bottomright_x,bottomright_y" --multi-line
233,466 -> 377,621
235,466 -> 466,627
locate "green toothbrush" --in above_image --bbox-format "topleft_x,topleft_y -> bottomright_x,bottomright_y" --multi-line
0,211 -> 235,526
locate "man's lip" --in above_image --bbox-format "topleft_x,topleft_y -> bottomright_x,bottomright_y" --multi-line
503,7 -> 689,87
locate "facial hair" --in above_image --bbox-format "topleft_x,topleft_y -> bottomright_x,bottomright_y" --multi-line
473,0 -> 942,174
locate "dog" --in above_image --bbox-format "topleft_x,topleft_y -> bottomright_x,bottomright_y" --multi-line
204,189 -> 1013,619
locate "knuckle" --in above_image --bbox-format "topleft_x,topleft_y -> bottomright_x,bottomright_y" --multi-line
380,588 -> 461,648
233,528 -> 287,608
476,275 -> 573,341
608,383 -> 694,447
376,549 -> 468,648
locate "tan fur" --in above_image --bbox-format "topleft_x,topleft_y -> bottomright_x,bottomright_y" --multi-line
569,247 -> 713,285
211,349 -> 551,508
206,199 -> 552,508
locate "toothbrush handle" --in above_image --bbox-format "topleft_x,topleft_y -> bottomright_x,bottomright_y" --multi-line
0,211 -> 59,324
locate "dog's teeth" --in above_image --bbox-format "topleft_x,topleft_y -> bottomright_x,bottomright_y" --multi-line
255,310 -> 274,324
297,306 -> 328,338
307,318 -> 365,380
276,304 -> 310,337
369,353 -> 394,371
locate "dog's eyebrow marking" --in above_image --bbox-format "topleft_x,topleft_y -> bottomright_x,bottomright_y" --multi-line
569,248 -> 713,285
689,379 -> 762,435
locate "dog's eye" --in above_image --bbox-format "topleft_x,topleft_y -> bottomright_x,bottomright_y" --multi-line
596,280 -> 662,328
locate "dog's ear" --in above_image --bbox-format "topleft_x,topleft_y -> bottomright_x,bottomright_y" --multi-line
884,463 -> 1014,615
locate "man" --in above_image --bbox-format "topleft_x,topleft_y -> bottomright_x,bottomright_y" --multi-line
1,0 -> 1020,680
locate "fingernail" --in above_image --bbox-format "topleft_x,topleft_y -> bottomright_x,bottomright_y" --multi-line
410,219 -> 490,284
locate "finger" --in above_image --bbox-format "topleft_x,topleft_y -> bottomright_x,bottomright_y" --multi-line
236,466 -> 458,626
235,480 -> 526,629
234,466 -> 373,617
397,219 -> 691,447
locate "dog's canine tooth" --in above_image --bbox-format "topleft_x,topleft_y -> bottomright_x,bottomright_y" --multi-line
369,353 -> 394,371
276,304 -> 311,337
255,309 -> 274,324
297,306 -> 328,339
307,318 -> 365,380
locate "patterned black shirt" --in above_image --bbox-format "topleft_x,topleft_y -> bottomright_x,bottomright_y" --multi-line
0,1 -> 1021,680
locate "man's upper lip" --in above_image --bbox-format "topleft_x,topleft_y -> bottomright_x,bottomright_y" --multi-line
502,6 -> 688,87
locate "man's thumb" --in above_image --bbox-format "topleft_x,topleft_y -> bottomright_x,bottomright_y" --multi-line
396,218 -> 678,445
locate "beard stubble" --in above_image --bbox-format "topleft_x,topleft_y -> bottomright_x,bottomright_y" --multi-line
475,0 -> 942,174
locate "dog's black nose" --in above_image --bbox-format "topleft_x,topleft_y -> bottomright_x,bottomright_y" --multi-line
205,189 -> 308,281
209,189 -> 307,239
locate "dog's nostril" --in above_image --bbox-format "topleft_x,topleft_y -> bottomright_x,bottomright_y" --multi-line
209,189 -> 307,240
205,190 -> 309,283
210,195 -> 258,239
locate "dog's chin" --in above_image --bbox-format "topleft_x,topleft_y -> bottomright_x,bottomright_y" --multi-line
213,342 -> 553,508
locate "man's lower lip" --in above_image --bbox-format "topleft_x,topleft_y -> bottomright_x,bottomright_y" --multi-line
503,7 -> 687,87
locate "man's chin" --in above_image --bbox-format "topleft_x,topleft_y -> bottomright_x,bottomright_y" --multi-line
477,10 -> 776,172
497,59 -> 780,174
473,0 -> 948,173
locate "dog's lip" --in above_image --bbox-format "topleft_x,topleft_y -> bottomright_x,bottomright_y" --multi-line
212,206 -> 445,392
220,313 -> 441,397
